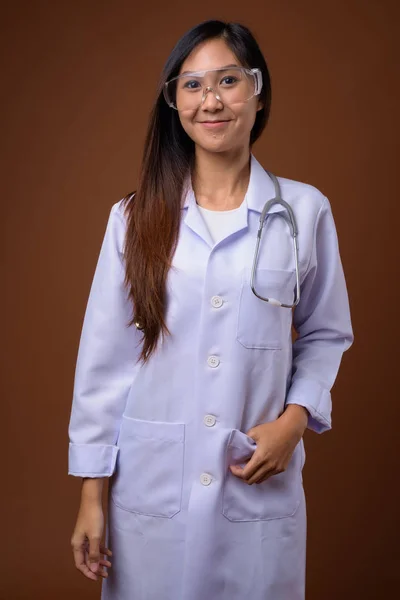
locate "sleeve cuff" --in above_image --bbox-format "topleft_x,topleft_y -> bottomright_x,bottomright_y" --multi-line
68,443 -> 119,477
285,377 -> 332,434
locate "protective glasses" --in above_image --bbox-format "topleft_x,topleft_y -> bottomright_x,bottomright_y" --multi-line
163,66 -> 263,111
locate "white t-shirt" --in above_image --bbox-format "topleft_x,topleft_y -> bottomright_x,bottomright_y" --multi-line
196,197 -> 246,244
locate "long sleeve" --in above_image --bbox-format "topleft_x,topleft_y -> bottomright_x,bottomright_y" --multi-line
285,195 -> 354,433
68,201 -> 138,477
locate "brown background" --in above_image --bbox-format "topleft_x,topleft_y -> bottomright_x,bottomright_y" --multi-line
1,1 -> 399,598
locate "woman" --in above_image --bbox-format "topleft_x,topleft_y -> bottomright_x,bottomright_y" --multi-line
68,19 -> 354,600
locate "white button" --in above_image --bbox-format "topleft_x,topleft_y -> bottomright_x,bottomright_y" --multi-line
203,414 -> 216,427
207,355 -> 220,368
200,473 -> 212,486
211,295 -> 223,308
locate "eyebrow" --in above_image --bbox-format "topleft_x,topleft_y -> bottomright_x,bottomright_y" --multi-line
180,63 -> 240,75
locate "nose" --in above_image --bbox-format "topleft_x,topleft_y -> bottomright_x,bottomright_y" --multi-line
200,86 -> 223,110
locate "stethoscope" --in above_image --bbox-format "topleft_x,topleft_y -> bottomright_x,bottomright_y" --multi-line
251,170 -> 301,309
135,170 -> 301,331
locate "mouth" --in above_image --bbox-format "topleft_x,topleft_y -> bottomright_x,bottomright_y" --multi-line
198,120 -> 231,129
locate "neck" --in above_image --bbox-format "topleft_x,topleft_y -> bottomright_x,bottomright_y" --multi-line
191,147 -> 251,210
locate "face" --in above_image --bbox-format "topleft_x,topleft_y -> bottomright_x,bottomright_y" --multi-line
175,38 -> 263,154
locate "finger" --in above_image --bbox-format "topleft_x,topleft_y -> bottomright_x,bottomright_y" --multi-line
85,547 -> 109,578
236,454 -> 264,482
99,559 -> 112,568
230,464 -> 245,477
84,538 -> 112,554
100,544 -> 113,557
72,545 -> 98,581
255,463 -> 285,484
79,562 -> 101,580
86,535 -> 102,574
248,465 -> 274,485
100,546 -> 112,557
83,539 -> 112,575
257,473 -> 274,483
93,565 -> 109,578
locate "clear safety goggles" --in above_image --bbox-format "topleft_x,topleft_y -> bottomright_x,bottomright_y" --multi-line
163,66 -> 263,111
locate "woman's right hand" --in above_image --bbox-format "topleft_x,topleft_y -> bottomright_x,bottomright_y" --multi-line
71,493 -> 113,581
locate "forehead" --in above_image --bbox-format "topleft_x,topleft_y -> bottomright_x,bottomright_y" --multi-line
179,39 -> 241,74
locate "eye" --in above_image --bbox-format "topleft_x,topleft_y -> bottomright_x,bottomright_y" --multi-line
221,76 -> 238,85
182,80 -> 201,90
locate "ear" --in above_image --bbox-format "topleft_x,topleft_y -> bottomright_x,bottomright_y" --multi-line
256,98 -> 264,112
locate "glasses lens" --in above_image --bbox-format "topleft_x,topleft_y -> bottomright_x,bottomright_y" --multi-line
165,68 -> 256,110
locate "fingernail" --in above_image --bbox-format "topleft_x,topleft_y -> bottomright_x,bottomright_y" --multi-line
89,562 -> 98,573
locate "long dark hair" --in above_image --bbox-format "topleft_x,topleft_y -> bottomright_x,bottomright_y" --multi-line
121,19 -> 272,364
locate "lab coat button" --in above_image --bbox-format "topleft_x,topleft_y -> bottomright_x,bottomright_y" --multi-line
200,473 -> 212,486
211,295 -> 223,308
203,414 -> 216,427
207,355 -> 220,368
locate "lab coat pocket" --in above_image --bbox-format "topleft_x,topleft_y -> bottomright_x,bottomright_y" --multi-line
222,428 -> 302,522
236,267 -> 296,350
110,415 -> 185,518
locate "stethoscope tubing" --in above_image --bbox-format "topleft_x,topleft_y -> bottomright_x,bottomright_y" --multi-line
250,170 -> 301,308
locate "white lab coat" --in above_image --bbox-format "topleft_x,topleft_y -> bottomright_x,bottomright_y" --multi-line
68,153 -> 354,600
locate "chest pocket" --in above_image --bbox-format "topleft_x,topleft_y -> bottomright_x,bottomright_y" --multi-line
222,428 -> 303,522
236,267 -> 296,350
110,416 -> 185,518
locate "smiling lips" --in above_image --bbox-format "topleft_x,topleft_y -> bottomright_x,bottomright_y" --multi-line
199,120 -> 231,128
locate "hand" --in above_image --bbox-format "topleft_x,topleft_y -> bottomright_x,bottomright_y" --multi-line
71,497 -> 113,581
229,405 -> 308,485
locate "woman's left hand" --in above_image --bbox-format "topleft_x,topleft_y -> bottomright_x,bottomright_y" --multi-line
229,405 -> 308,485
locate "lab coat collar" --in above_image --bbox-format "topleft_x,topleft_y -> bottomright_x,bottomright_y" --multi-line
181,153 -> 285,248
181,153 -> 285,215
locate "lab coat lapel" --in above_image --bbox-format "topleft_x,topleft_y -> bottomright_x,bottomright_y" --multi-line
245,154 -> 287,217
181,153 -> 286,248
182,186 -> 216,248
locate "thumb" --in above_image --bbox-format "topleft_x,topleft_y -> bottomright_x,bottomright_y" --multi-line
246,427 -> 257,440
88,535 -> 101,572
